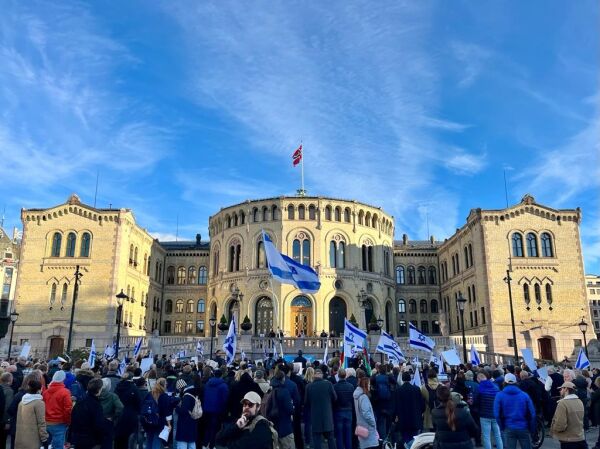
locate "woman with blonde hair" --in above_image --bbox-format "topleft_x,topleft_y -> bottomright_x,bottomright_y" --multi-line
303,366 -> 316,447
142,378 -> 179,449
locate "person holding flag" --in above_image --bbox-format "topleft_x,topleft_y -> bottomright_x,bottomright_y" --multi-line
341,319 -> 367,369
223,316 -> 237,366
409,322 -> 436,353
470,344 -> 482,366
376,330 -> 405,364
393,371 -> 425,446
132,337 -> 143,359
87,339 -> 97,367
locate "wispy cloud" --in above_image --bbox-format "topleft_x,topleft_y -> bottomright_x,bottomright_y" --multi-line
450,41 -> 491,88
442,148 -> 488,175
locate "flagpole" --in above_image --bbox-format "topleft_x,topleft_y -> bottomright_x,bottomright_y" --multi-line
267,275 -> 280,336
301,141 -> 305,196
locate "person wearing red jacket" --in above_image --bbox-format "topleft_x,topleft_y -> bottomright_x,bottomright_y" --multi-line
42,370 -> 73,449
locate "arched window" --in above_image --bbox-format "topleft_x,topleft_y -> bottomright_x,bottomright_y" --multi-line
226,215 -> 231,228
409,299 -> 417,314
526,233 -> 538,257
262,206 -> 270,221
51,232 -> 62,257
418,266 -> 426,284
233,213 -> 238,226
65,232 -> 76,257
308,205 -> 316,220
420,299 -> 428,313
430,299 -> 439,313
174,321 -> 183,333
188,266 -> 197,284
407,266 -> 416,285
468,244 -> 473,267
143,254 -> 148,274
344,208 -> 351,222
358,210 -> 364,225
396,266 -> 405,284
546,284 -> 553,304
302,239 -> 310,266
512,233 -> 524,257
80,232 -> 91,257
228,243 -> 242,272
198,266 -> 207,284
255,297 -> 274,336
334,207 -> 341,222
325,206 -> 332,220
177,267 -> 186,284
421,321 -> 429,333
271,205 -> 278,220
338,242 -> 345,269
187,300 -> 194,313
361,244 -> 373,272
167,266 -> 175,284
257,241 -> 266,268
428,266 -> 437,284
523,284 -> 531,307
292,237 -> 311,266
253,207 -> 260,222
330,241 -> 337,268
398,299 -> 406,313
134,247 -> 138,266
197,299 -> 205,313
534,283 -> 541,303
293,239 -> 301,262
165,299 -> 173,314
298,205 -> 305,220
176,299 -> 184,313
129,244 -> 134,264
49,283 -> 57,308
287,205 -> 295,220
541,233 -> 554,257
464,246 -> 469,268
61,283 -> 68,305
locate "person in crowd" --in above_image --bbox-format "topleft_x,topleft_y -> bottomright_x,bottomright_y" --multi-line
99,377 -> 123,436
551,381 -> 586,449
227,367 -> 264,421
69,378 -> 110,449
303,366 -> 315,448
294,351 -> 308,369
590,377 -> 600,449
432,385 -> 478,449
42,370 -> 72,449
492,369 -> 505,390
14,379 -> 48,449
393,371 -> 425,446
102,360 -> 121,393
0,373 -> 13,449
11,359 -> 25,395
473,371 -> 503,449
8,371 -> 45,449
215,391 -> 274,449
494,373 -> 536,449
174,382 -> 199,449
254,369 -> 271,395
353,373 -> 378,449
269,368 -> 295,449
518,371 -> 544,413
114,372 -> 142,449
371,363 -> 394,441
333,368 -> 354,449
422,369 -> 441,431
306,368 -> 337,449
202,367 -> 229,449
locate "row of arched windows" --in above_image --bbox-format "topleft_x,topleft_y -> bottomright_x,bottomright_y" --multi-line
50,232 -> 91,258
398,298 -> 439,314
523,283 -> 553,309
129,245 -> 150,276
164,298 -> 206,314
398,320 -> 441,335
395,265 -> 437,285
512,232 -> 554,258
48,282 -> 68,309
166,266 -> 208,285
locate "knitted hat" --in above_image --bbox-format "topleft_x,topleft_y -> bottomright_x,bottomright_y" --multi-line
176,379 -> 187,390
52,370 -> 66,383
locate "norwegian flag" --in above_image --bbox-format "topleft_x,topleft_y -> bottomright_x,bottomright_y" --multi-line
292,144 -> 302,166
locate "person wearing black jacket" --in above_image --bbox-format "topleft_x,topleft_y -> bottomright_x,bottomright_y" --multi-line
69,378 -> 111,449
113,373 -> 142,449
333,368 -> 354,449
226,371 -> 264,421
432,386 -> 478,449
393,371 -> 425,446
216,391 -> 273,449
290,364 -> 306,449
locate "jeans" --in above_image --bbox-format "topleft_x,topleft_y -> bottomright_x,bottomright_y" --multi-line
375,410 -> 390,442
480,418 -> 503,449
312,431 -> 336,449
334,410 -> 352,449
47,424 -> 67,449
175,442 -> 196,449
145,432 -> 162,449
503,429 -> 532,449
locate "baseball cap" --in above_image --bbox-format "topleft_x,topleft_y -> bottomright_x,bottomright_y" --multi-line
240,391 -> 262,405
561,381 -> 575,389
504,373 -> 517,384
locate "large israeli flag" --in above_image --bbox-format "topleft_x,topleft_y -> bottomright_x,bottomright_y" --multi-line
118,358 -> 127,376
88,339 -> 97,367
470,344 -> 481,366
223,316 -> 237,366
409,322 -> 436,353
376,331 -> 405,363
133,337 -> 143,358
575,347 -> 590,369
343,319 -> 367,362
262,231 -> 320,293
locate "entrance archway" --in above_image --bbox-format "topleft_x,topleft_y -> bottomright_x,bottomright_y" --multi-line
364,298 -> 374,328
255,296 -> 273,336
329,297 -> 347,336
538,336 -> 554,360
49,337 -> 64,358
228,300 -> 240,329
291,296 -> 313,337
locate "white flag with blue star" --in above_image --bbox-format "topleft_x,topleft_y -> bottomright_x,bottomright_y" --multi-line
470,344 -> 481,366
376,331 -> 405,363
576,347 -> 590,369
88,339 -> 97,367
118,357 -> 126,376
409,323 -> 435,353
343,319 -> 367,363
133,337 -> 143,358
196,341 -> 204,358
223,316 -> 237,366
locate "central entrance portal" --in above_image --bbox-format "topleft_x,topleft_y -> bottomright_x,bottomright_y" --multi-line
290,295 -> 313,337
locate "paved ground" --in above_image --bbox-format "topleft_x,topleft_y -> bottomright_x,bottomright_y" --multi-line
542,426 -> 598,449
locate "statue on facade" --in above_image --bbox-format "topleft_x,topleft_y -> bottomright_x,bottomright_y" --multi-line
148,329 -> 162,356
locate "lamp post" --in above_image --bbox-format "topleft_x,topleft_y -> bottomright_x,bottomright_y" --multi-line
66,265 -> 83,354
7,312 -> 19,360
115,290 -> 128,359
377,316 -> 384,362
231,287 -> 244,332
579,318 -> 589,357
503,269 -> 519,362
456,293 -> 467,364
209,316 -> 217,360
356,288 -> 368,328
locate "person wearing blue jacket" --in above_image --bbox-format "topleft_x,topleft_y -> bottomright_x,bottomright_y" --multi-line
202,369 -> 229,449
269,369 -> 295,449
494,373 -> 536,449
473,371 -> 503,449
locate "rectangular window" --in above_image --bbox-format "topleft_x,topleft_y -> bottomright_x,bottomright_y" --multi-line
474,310 -> 478,327
85,338 -> 93,347
197,320 -> 205,333
19,338 -> 29,345
595,321 -> 599,330
574,339 -> 582,347
456,315 -> 460,329
185,320 -> 194,333
398,320 -> 407,335
481,307 -> 486,324
469,311 -> 473,327
594,310 -> 598,318
175,321 -> 183,333
164,321 -> 172,333
508,339 -> 514,348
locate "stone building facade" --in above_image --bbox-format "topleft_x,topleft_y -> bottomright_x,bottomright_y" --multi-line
587,275 -> 600,338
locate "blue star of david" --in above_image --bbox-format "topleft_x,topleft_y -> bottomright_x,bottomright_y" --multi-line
346,334 -> 354,343
290,266 -> 298,275
418,334 -> 426,342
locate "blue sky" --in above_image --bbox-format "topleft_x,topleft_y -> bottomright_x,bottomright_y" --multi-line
1,1 -> 599,273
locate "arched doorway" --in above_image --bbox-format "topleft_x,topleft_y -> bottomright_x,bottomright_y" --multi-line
49,337 -> 64,358
329,297 -> 347,336
291,296 -> 313,337
385,301 -> 392,333
255,296 -> 273,336
538,336 -> 554,360
364,298 -> 374,328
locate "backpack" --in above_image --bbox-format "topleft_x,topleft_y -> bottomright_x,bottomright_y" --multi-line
375,375 -> 391,401
261,387 -> 280,422
69,381 -> 86,403
141,393 -> 161,431
425,384 -> 440,411
248,415 -> 279,449
185,392 -> 203,420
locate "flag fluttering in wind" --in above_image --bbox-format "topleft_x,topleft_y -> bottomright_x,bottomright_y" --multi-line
241,349 -> 247,361
262,231 -> 320,293
223,316 -> 237,366
409,322 -> 436,352
470,344 -> 481,366
361,336 -> 372,376
342,319 -> 367,368
292,144 -> 302,166
88,340 -> 97,367
133,337 -> 143,358
104,345 -> 115,359
196,341 -> 204,358
376,331 -> 405,363
576,347 -> 590,369
118,358 -> 126,376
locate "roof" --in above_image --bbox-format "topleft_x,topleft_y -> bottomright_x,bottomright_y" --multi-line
394,239 -> 441,249
159,240 -> 210,251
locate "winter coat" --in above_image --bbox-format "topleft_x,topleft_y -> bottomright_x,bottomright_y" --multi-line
70,393 -> 109,449
590,388 -> 600,426
372,373 -> 395,414
494,385 -> 536,432
175,390 -> 199,442
289,373 -> 306,414
268,378 -> 294,438
203,376 -> 229,414
75,369 -> 95,391
102,372 -> 121,393
99,389 -> 123,422
431,403 -> 477,449
305,378 -> 337,432
255,378 -> 271,395
394,382 -> 425,432
551,394 -> 585,442
215,414 -> 274,449
519,377 -> 544,410
353,387 -> 378,449
227,372 -> 264,419
422,378 -> 440,430
157,392 -> 179,428
42,382 -> 72,425
334,379 -> 355,411
114,380 -> 141,438
472,380 -> 498,419
7,390 -> 26,438
1,384 -> 13,425
15,394 -> 48,449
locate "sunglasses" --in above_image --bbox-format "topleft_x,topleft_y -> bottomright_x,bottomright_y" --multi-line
242,401 -> 257,407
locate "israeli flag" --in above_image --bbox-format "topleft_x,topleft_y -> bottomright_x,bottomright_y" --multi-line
430,353 -> 440,367
575,347 -> 590,369
117,357 -> 127,376
409,323 -> 436,352
196,341 -> 204,358
470,344 -> 481,366
376,331 -> 405,363
241,349 -> 247,361
262,231 -> 320,293
412,367 -> 422,387
104,345 -> 115,359
177,349 -> 186,359
133,337 -> 143,358
223,316 -> 237,366
343,319 -> 367,362
88,339 -> 97,367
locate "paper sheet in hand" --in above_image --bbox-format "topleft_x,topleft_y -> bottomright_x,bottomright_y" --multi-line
19,343 -> 31,359
536,366 -> 549,381
441,349 -> 461,366
521,348 -> 537,372
140,357 -> 153,374
158,425 -> 170,442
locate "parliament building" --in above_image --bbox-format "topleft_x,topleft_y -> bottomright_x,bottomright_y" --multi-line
11,193 -> 589,360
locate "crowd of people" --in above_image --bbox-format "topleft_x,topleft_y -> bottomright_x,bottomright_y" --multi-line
0,350 -> 597,449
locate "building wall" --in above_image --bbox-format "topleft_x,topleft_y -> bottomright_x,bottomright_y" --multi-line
587,275 -> 600,337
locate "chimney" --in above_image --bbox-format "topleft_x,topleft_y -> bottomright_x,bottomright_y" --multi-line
196,234 -> 201,245
402,234 -> 408,245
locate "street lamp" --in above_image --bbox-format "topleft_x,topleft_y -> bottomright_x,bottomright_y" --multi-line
209,315 -> 217,360
579,318 -> 589,357
503,269 -> 519,362
7,312 -> 19,360
456,293 -> 467,364
115,289 -> 129,358
66,265 -> 83,354
377,316 -> 384,362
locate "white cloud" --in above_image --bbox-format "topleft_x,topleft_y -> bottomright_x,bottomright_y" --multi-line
450,41 -> 491,88
443,148 -> 488,175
